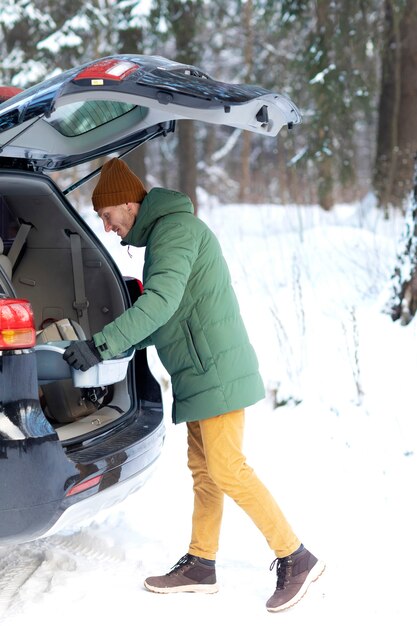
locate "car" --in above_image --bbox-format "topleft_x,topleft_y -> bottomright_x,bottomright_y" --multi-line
0,54 -> 301,545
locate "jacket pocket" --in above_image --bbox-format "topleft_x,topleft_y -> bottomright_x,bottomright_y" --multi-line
181,318 -> 205,375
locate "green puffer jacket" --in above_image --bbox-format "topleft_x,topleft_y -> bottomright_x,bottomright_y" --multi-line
93,187 -> 265,423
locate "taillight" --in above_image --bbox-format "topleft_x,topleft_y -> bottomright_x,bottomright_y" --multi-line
0,298 -> 36,349
73,59 -> 138,86
0,86 -> 24,104
66,475 -> 102,497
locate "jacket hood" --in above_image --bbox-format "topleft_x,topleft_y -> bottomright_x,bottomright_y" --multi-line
122,187 -> 194,248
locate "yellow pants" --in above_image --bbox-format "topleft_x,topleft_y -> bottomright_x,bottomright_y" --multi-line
187,409 -> 300,560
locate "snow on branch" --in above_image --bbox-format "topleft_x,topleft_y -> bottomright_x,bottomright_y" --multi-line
211,128 -> 242,163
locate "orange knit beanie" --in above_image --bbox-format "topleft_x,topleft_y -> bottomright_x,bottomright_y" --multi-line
92,158 -> 147,211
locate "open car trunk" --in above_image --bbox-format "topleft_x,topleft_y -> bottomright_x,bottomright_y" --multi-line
0,168 -> 160,444
0,55 -> 301,172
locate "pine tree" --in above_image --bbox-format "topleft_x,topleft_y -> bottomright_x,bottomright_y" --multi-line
0,0 -> 55,86
267,0 -> 380,209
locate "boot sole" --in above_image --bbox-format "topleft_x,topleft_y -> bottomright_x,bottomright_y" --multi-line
144,580 -> 219,594
266,559 -> 326,612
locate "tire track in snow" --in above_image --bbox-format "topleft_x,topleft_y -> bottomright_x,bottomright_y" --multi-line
0,529 -> 127,621
49,530 -> 125,563
0,549 -> 44,620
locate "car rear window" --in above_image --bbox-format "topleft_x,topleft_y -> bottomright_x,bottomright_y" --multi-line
48,100 -> 146,137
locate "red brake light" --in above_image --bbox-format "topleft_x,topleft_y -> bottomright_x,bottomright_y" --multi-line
0,86 -> 24,104
73,59 -> 138,86
0,298 -> 36,349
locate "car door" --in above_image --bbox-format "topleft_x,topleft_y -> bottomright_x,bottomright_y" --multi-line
0,55 -> 301,172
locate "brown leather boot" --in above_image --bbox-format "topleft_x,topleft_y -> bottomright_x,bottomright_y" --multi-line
266,546 -> 325,612
144,554 -> 219,594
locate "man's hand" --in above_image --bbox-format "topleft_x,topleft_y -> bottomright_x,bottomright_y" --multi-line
63,339 -> 103,371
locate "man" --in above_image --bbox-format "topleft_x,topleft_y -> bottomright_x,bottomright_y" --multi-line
63,157 -> 325,612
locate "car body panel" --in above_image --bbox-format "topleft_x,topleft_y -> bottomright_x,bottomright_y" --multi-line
0,437 -> 77,544
0,349 -> 78,543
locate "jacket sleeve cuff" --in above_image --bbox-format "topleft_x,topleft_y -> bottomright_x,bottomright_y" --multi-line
93,332 -> 115,360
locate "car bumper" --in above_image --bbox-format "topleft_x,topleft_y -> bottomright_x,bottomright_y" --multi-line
0,435 -> 77,544
44,406 -> 165,537
39,460 -> 157,538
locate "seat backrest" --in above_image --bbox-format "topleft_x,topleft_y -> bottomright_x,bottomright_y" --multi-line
0,237 -> 12,279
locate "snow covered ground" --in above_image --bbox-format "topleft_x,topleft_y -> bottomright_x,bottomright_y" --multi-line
1,196 -> 416,625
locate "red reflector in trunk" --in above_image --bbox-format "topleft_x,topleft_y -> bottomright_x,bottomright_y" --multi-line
0,298 -> 36,349
66,475 -> 102,497
73,59 -> 138,85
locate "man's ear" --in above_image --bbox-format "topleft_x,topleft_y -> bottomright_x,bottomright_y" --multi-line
127,202 -> 140,217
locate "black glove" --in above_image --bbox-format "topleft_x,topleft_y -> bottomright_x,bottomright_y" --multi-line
63,339 -> 103,371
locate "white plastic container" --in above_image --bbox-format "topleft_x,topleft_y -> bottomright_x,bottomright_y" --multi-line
72,349 -> 134,387
34,342 -> 134,387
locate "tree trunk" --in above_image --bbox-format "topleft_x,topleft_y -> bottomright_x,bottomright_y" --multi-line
177,119 -> 198,209
373,0 -> 402,213
314,0 -> 334,211
169,0 -> 201,213
394,1 -> 417,205
239,131 -> 252,203
124,147 -> 148,189
239,0 -> 254,203
374,0 -> 417,211
388,156 -> 417,324
317,139 -> 335,211
117,15 -> 148,189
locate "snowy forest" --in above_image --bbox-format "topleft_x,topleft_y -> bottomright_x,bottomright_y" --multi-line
1,4 -> 417,623
1,0 -> 417,212
1,0 -> 417,322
